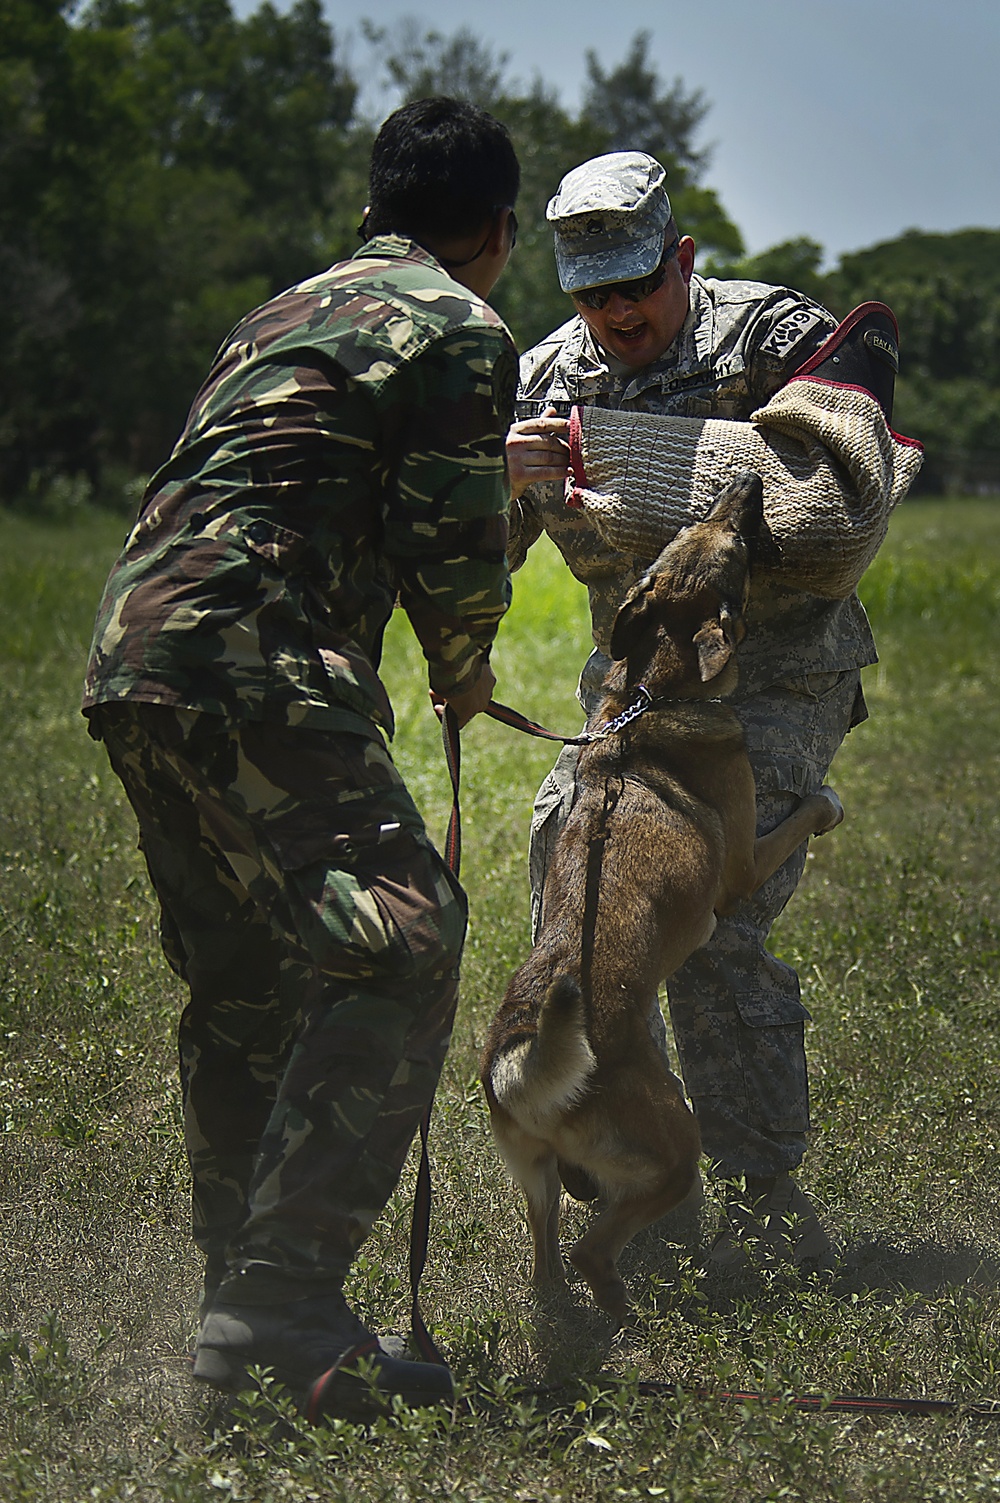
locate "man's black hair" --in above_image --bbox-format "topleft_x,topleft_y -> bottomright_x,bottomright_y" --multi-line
365,96 -> 520,242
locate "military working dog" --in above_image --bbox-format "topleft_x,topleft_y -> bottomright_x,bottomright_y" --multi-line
480,472 -> 844,1321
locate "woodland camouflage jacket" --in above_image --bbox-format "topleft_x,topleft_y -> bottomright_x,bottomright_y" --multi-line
83,237 -> 518,738
511,275 -> 880,702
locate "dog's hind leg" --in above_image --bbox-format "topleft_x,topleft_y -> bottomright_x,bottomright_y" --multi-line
493,1119 -> 566,1288
567,1162 -> 700,1322
523,1152 -> 565,1288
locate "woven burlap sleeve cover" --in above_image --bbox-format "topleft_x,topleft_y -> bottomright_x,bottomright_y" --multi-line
567,378 -> 924,599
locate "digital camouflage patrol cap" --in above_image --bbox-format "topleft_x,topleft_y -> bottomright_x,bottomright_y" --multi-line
546,151 -> 672,294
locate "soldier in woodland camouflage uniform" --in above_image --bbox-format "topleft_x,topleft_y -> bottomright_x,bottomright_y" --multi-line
508,152 -> 902,1271
83,98 -> 520,1415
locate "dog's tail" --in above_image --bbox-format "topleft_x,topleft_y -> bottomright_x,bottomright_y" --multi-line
489,976 -> 595,1129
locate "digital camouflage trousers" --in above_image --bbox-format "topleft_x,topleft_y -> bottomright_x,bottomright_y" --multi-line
529,667 -> 864,1179
93,703 -> 466,1302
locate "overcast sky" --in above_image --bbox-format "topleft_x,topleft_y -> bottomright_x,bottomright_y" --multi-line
242,0 -> 999,265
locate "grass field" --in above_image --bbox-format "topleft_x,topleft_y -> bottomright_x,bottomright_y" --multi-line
1,498 -> 999,1501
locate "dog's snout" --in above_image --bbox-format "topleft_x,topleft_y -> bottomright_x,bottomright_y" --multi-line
719,471 -> 764,537
706,470 -> 761,526
726,473 -> 782,571
732,469 -> 764,502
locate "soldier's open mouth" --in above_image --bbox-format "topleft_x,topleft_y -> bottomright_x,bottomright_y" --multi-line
611,323 -> 646,342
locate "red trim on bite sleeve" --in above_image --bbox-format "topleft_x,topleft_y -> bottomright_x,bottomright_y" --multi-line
784,374 -> 924,451
790,301 -> 899,381
565,404 -> 587,508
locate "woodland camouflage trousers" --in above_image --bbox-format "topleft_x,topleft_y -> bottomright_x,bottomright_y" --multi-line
529,668 -> 864,1179
92,703 -> 466,1302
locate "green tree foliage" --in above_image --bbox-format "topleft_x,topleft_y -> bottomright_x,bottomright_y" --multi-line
828,230 -> 1000,384
580,30 -> 743,266
89,0 -> 359,283
0,0 -> 359,493
582,31 -> 711,177
363,19 -> 510,110
1,6 -> 996,499
711,237 -> 828,303
0,0 -> 149,490
825,231 -> 1000,490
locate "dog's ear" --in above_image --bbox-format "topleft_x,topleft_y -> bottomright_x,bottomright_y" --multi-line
693,602 -> 740,682
609,570 -> 657,662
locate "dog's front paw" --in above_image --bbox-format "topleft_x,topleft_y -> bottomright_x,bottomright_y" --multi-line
813,786 -> 845,835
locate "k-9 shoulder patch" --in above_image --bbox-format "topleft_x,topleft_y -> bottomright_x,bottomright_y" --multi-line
757,307 -> 830,362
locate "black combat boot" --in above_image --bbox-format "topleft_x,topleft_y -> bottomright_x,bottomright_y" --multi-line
194,1282 -> 453,1421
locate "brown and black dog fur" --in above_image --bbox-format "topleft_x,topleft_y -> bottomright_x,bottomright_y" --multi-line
479,472 -> 844,1322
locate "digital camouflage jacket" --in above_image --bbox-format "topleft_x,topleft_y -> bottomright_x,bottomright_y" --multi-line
84,237 -> 518,738
511,274 -> 880,702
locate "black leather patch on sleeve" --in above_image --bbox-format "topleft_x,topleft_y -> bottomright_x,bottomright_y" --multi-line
757,307 -> 831,364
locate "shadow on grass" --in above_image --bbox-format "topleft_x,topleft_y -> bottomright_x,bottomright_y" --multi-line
839,1237 -> 1000,1296
525,1287 -> 620,1383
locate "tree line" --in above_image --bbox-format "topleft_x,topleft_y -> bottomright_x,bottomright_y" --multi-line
3,0 -> 997,507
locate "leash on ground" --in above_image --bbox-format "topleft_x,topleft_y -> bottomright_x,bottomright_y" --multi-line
528,1377 -> 1000,1420
411,702 -> 1000,1420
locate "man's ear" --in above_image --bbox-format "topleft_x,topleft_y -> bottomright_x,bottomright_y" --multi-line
609,572 -> 657,662
693,602 -> 740,682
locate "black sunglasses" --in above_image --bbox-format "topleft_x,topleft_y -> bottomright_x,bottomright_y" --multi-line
573,239 -> 680,310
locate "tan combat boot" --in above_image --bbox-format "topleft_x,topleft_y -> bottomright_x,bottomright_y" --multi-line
708,1174 -> 836,1274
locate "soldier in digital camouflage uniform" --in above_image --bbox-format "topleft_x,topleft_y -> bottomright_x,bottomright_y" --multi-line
507,151 -> 902,1271
83,97 -> 520,1415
